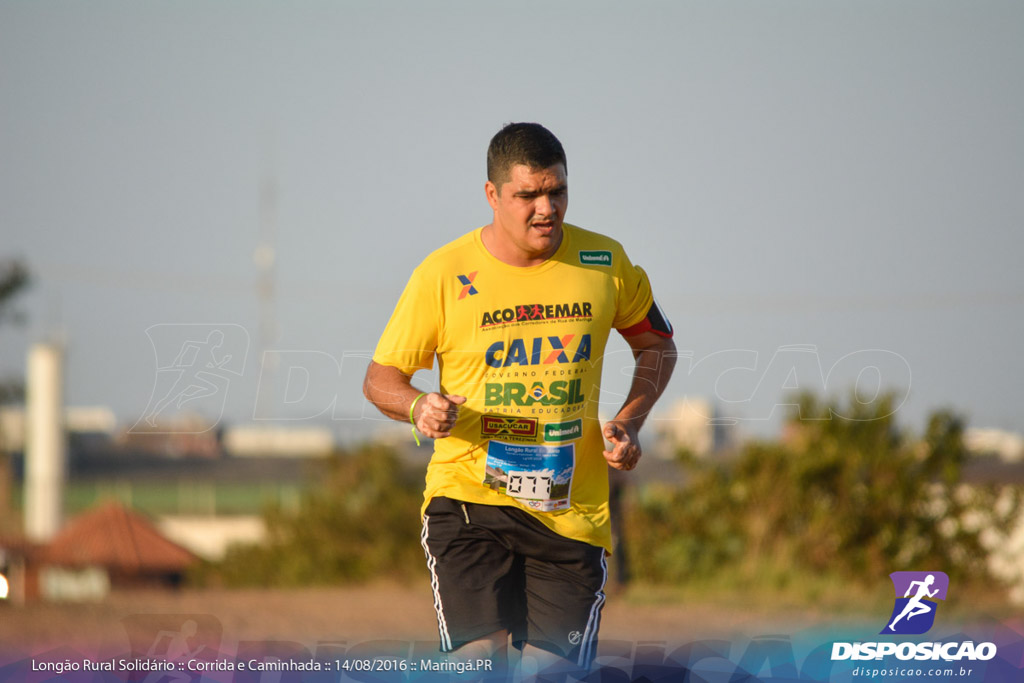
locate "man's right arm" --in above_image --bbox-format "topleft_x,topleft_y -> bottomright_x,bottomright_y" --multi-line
362,361 -> 465,439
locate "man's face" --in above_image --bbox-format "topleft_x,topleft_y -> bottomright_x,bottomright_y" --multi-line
485,163 -> 568,265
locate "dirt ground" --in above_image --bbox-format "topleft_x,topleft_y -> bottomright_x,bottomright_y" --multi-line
2,581 -> 1020,681
2,581 -> 873,657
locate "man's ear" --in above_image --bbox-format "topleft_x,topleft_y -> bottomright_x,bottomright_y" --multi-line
485,180 -> 500,210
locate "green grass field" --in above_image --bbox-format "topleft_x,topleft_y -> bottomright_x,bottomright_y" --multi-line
10,480 -> 305,518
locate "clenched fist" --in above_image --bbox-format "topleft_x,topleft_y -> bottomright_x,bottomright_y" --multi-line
602,420 -> 641,471
413,393 -> 467,439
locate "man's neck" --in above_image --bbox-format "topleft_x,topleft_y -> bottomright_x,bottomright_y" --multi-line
480,223 -> 563,267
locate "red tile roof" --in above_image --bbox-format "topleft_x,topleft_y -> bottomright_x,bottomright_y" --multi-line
42,501 -> 197,572
0,535 -> 44,558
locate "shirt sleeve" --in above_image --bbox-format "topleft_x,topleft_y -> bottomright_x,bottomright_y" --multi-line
612,251 -> 656,333
372,264 -> 440,375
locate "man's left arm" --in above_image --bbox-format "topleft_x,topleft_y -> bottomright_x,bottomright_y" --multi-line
603,331 -> 677,471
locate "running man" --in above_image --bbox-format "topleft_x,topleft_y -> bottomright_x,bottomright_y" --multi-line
363,123 -> 676,674
888,574 -> 939,631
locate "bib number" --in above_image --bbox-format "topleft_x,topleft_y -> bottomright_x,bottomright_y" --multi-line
507,472 -> 553,499
483,441 -> 575,512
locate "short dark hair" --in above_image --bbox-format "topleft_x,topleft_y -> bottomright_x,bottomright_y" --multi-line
487,122 -> 567,188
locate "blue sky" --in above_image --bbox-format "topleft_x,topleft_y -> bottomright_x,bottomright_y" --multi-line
2,1 -> 1022,438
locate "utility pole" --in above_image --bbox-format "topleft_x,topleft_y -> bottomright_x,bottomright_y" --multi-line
253,172 -> 278,419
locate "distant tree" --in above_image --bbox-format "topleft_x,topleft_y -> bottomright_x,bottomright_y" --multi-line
625,391 -> 1022,595
0,259 -> 30,532
0,259 -> 30,328
0,259 -> 30,404
210,444 -> 425,586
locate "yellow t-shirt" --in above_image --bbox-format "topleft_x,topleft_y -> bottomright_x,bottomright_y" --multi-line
372,223 -> 655,551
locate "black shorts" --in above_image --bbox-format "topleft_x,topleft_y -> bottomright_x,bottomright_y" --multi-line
420,496 -> 607,666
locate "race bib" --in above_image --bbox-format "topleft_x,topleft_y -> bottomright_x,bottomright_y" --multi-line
482,441 -> 575,512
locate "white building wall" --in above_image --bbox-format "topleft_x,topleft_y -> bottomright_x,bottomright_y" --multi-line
24,343 -> 66,542
157,515 -> 267,561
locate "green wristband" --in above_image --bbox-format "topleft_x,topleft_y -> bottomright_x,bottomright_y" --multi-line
409,392 -> 427,446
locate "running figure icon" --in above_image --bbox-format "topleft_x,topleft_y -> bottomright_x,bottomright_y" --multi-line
888,574 -> 939,631
144,330 -> 233,426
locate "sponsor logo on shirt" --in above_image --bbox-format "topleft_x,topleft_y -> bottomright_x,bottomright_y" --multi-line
457,272 -> 478,299
480,415 -> 539,443
544,419 -> 582,442
480,301 -> 592,328
578,250 -> 612,266
485,379 -> 585,407
485,335 -> 591,368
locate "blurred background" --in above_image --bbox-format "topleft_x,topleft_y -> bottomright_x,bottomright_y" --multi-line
1,0 -> 1022,653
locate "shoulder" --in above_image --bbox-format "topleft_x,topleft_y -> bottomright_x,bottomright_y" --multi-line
562,223 -> 634,270
564,223 -> 626,252
409,228 -> 481,279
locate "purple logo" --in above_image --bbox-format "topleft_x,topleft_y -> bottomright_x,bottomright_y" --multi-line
880,571 -> 949,635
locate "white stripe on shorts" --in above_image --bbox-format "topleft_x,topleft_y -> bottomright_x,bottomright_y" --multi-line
420,515 -> 453,652
576,552 -> 608,667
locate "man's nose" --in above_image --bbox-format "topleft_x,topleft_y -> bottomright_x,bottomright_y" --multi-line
535,194 -> 554,216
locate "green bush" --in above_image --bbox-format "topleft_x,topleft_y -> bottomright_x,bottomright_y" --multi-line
212,444 -> 425,586
624,392 -> 1021,595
